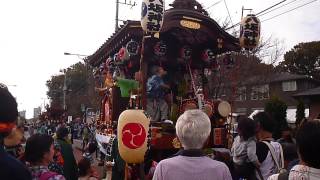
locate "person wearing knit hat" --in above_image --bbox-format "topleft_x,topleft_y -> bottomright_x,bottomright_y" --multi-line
0,83 -> 32,180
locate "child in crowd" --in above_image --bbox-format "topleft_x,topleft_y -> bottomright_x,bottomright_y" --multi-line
146,66 -> 170,121
231,117 -> 260,180
78,158 -> 99,180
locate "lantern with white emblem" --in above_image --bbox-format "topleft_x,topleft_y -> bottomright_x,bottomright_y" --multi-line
126,40 -> 140,56
240,14 -> 261,49
117,110 -> 150,163
202,49 -> 215,63
141,0 -> 165,33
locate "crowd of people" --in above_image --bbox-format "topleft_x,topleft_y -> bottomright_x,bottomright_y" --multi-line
1,83 -> 320,180
0,85 -> 98,180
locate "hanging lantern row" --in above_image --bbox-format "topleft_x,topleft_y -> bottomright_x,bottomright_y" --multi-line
141,0 -> 165,33
239,14 -> 261,49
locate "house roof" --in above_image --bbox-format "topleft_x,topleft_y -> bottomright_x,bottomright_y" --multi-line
242,72 -> 314,85
270,73 -> 310,82
293,86 -> 320,97
86,20 -> 142,67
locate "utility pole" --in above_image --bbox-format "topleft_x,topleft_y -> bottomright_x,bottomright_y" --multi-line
63,70 -> 67,110
115,0 -> 119,31
115,0 -> 137,31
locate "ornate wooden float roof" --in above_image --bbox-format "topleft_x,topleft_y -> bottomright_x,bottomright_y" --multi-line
88,0 -> 240,67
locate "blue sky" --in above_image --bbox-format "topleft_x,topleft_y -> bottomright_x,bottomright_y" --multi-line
0,0 -> 319,118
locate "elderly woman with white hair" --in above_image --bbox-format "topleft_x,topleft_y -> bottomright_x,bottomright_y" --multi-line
152,110 -> 232,180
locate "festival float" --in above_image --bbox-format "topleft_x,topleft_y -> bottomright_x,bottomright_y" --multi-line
87,0 -> 260,177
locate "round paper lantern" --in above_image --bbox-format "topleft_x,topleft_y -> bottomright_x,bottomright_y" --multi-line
180,46 -> 192,60
240,14 -> 261,49
202,49 -> 215,63
126,40 -> 140,56
118,47 -> 130,61
141,0 -> 165,33
216,101 -> 231,117
154,41 -> 166,56
117,110 -> 150,163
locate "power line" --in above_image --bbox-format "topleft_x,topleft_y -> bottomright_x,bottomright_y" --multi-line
258,0 -> 299,17
223,0 -> 236,32
256,0 -> 287,16
225,0 -> 288,30
261,0 -> 318,22
225,0 -> 317,30
205,0 -> 222,10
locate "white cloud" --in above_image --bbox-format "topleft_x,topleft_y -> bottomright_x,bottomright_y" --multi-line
0,0 -> 319,118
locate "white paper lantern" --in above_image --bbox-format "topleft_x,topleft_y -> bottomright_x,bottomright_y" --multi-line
141,0 -> 165,33
118,110 -> 150,163
240,14 -> 261,49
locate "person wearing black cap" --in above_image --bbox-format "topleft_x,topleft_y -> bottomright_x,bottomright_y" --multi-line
0,83 -> 32,180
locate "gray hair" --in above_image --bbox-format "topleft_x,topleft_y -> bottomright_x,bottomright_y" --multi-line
176,109 -> 211,149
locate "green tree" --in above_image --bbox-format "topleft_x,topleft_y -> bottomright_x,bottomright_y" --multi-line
265,96 -> 288,139
278,41 -> 320,80
46,74 -> 64,109
296,100 -> 305,127
46,62 -> 100,118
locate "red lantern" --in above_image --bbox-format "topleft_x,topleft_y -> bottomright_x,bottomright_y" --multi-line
118,47 -> 130,61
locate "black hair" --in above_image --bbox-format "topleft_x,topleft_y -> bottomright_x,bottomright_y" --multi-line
24,134 -> 54,163
296,120 -> 320,169
0,87 -> 18,139
87,141 -> 97,154
237,117 -> 256,140
253,112 -> 274,133
151,66 -> 161,75
0,87 -> 18,123
56,127 -> 69,139
78,158 -> 91,177
281,143 -> 298,161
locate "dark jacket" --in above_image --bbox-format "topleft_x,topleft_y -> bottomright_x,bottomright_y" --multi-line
56,139 -> 78,180
0,144 -> 32,180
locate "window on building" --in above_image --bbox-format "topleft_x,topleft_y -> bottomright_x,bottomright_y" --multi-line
251,86 -> 259,100
282,81 -> 297,91
259,84 -> 269,100
251,84 -> 269,100
236,87 -> 247,101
